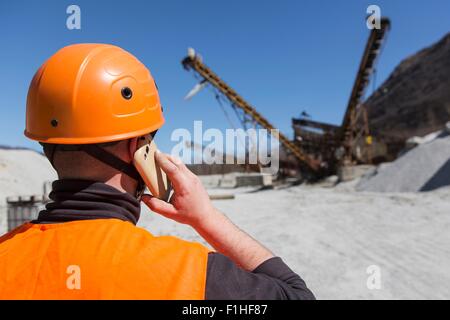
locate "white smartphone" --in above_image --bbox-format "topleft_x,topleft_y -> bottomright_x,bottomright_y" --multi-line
133,134 -> 172,201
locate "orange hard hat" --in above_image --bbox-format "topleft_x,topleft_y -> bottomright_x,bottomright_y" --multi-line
25,43 -> 164,144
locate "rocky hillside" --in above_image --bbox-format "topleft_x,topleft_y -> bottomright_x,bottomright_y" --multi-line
366,33 -> 450,144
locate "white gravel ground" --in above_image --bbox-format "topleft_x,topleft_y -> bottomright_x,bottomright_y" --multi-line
357,131 -> 450,192
138,184 -> 450,299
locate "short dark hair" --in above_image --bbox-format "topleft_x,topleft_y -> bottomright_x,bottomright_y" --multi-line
40,141 -> 123,170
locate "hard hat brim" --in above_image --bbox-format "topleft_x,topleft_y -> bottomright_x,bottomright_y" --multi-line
24,117 -> 164,145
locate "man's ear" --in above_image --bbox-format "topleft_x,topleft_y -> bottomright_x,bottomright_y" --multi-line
128,137 -> 139,162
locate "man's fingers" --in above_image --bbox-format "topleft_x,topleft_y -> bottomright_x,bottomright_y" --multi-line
154,150 -> 178,174
166,154 -> 183,166
154,150 -> 188,191
166,154 -> 197,177
142,195 -> 178,217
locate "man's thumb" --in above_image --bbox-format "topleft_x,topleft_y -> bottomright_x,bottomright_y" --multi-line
141,194 -> 178,217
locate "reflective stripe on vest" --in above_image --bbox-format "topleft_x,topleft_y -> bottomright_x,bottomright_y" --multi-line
0,219 -> 210,299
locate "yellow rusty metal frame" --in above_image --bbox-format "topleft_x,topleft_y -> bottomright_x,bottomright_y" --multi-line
182,55 -> 320,172
341,18 -> 391,162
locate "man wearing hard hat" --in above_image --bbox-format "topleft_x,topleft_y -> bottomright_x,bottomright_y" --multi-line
0,44 -> 314,300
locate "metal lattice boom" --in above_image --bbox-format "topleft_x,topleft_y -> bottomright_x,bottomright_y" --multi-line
341,18 -> 391,162
182,52 -> 320,172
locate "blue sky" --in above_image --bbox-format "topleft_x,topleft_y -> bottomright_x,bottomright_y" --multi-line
0,0 -> 449,153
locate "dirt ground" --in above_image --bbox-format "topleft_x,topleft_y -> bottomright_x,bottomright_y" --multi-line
138,183 -> 450,299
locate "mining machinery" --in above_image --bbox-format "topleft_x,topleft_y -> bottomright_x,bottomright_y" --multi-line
182,49 -> 321,175
182,17 -> 391,178
292,17 -> 391,169
340,17 -> 391,164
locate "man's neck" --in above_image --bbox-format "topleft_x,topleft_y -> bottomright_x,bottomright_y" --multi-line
58,173 -> 138,195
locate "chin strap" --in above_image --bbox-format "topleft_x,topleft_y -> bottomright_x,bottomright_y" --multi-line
80,145 -> 146,199
79,144 -> 141,181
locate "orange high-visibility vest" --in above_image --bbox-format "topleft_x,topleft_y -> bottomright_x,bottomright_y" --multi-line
0,219 -> 210,299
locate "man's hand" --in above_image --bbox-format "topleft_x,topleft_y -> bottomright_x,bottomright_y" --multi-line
141,150 -> 216,228
142,151 -> 274,271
